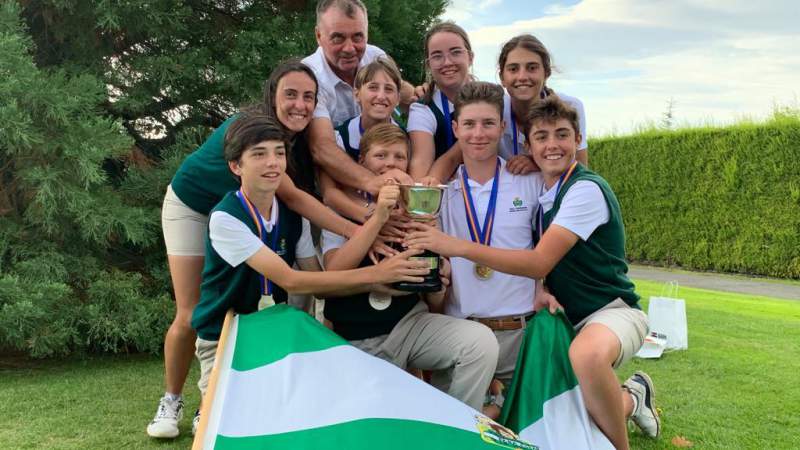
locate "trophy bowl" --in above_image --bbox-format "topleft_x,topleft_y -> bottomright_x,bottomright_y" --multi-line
394,184 -> 447,293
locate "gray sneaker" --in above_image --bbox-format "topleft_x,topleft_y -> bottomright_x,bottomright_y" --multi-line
146,395 -> 184,438
623,371 -> 660,438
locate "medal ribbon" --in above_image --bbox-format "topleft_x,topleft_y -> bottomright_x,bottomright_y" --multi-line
359,190 -> 373,204
511,114 -> 519,156
461,159 -> 501,246
440,92 -> 455,149
236,189 -> 280,296
510,89 -> 548,156
536,161 -> 578,240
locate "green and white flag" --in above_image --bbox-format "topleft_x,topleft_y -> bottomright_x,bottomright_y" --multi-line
195,305 -> 536,450
499,311 -> 614,450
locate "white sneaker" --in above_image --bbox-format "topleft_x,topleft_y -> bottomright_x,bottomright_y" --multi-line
623,371 -> 661,438
191,410 -> 201,436
146,395 -> 184,438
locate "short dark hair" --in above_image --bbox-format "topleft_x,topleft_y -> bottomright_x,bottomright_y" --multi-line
524,95 -> 580,138
453,81 -> 504,122
316,0 -> 367,24
358,122 -> 409,163
224,112 -> 287,164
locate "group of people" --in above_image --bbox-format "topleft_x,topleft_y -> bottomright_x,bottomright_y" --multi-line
147,1 -> 661,449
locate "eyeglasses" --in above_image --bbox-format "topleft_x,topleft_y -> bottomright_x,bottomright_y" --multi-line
427,48 -> 469,68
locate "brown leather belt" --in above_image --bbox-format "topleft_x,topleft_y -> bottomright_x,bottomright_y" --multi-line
470,313 -> 535,331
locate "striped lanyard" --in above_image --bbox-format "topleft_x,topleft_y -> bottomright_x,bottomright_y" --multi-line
511,115 -> 519,156
460,158 -> 501,246
236,189 -> 280,296
511,89 -> 549,156
536,161 -> 577,240
441,92 -> 455,149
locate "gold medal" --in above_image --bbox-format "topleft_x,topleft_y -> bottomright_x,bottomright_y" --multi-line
368,291 -> 392,311
474,263 -> 493,280
258,294 -> 276,311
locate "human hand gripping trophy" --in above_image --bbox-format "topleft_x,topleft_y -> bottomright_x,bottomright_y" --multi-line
393,183 -> 448,292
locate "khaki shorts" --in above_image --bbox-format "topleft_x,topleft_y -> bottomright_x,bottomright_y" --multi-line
196,337 -> 218,398
161,185 -> 208,256
576,298 -> 648,369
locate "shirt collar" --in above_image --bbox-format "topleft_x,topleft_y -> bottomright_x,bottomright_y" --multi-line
263,199 -> 279,231
311,46 -> 370,88
451,157 -> 507,192
349,115 -> 399,148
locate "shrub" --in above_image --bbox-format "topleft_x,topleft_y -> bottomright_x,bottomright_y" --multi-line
590,112 -> 800,278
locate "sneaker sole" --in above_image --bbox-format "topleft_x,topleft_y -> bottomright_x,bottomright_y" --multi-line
633,371 -> 660,438
147,426 -> 180,439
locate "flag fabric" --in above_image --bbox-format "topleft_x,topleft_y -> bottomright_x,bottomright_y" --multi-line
499,311 -> 614,450
194,305 -> 536,450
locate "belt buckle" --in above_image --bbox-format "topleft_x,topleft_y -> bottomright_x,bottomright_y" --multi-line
471,315 -> 525,331
493,316 -> 522,331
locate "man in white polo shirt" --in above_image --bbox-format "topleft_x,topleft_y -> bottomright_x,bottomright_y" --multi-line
434,82 -> 551,416
303,0 -> 414,194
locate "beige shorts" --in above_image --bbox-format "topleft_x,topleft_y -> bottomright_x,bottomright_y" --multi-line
196,337 -> 218,398
576,298 -> 648,369
161,185 -> 208,256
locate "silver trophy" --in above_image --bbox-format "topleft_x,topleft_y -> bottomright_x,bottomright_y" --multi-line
394,183 -> 447,293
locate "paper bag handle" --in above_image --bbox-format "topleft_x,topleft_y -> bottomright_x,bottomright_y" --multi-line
659,281 -> 679,298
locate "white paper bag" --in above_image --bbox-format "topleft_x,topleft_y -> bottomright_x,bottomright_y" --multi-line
646,282 -> 688,351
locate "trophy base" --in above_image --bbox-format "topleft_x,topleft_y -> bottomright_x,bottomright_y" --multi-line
393,278 -> 442,293
393,249 -> 441,293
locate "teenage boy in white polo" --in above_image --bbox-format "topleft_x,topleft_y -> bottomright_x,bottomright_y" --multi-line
190,112 -> 428,432
405,96 -> 660,450
430,82 -> 551,416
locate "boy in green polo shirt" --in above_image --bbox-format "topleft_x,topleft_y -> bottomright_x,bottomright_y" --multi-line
405,96 -> 660,450
189,112 -> 428,433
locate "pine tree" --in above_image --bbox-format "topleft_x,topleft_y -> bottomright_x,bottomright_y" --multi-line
0,2 -> 172,357
2,0 -> 447,357
21,0 -> 447,158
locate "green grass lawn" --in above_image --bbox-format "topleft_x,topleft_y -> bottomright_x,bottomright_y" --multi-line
1,279 -> 799,449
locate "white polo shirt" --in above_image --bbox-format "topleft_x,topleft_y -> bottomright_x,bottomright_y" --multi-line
538,179 -> 609,241
302,44 -> 386,127
441,158 -> 543,319
209,201 -> 316,267
498,91 -> 588,160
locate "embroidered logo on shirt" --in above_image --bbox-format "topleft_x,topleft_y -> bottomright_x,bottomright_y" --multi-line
277,238 -> 287,256
509,197 -> 528,213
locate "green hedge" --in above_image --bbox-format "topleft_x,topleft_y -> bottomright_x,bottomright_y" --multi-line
589,112 -> 800,278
